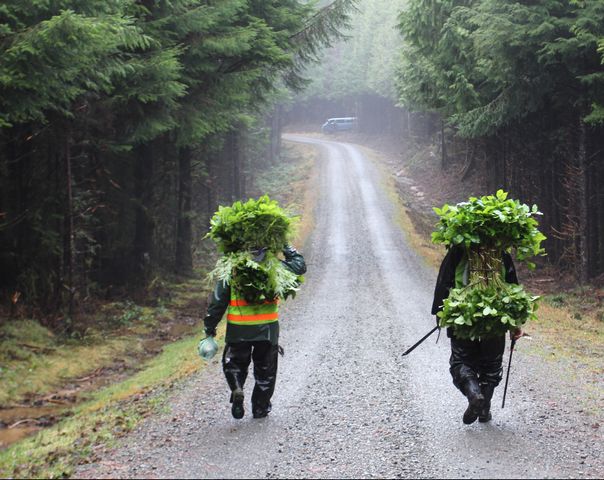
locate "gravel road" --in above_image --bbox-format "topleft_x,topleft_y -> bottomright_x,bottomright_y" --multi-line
77,135 -> 603,479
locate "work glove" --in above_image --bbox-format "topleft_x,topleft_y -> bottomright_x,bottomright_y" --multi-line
204,327 -> 216,337
198,336 -> 218,361
510,328 -> 523,341
282,245 -> 297,259
251,246 -> 268,262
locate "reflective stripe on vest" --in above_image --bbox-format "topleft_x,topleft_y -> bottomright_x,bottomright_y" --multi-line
226,292 -> 279,326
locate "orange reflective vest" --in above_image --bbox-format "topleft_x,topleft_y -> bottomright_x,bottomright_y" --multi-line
226,292 -> 279,326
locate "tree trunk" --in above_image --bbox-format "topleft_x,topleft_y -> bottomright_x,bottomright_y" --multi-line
577,120 -> 589,283
440,118 -> 447,170
64,131 -> 75,318
270,105 -> 282,165
231,131 -> 241,200
175,146 -> 192,274
132,143 -> 154,280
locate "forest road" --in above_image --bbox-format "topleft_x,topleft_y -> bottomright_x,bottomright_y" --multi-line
77,135 -> 603,479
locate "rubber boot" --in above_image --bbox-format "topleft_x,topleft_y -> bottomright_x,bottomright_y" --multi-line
230,388 -> 245,420
479,384 -> 495,423
252,401 -> 272,419
462,378 -> 485,425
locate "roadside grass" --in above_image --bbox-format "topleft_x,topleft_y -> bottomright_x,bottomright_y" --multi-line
0,326 -> 225,479
0,270 -> 212,478
530,301 -> 603,362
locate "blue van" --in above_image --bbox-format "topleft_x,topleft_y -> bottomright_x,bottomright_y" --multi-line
321,117 -> 357,134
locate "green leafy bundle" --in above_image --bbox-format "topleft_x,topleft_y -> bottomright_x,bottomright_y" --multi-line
438,283 -> 539,340
206,195 -> 296,253
433,190 -> 546,339
206,196 -> 302,302
209,251 -> 301,303
432,190 -> 546,268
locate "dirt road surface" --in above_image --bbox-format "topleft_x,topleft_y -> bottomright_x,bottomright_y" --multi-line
77,135 -> 603,479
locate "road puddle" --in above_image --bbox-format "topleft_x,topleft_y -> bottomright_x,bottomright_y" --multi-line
0,425 -> 42,448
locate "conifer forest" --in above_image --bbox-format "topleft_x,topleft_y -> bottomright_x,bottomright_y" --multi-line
0,0 -> 356,324
1,1 -> 604,477
1,0 -> 603,324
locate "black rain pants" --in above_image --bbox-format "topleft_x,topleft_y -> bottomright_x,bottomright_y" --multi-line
222,341 -> 278,413
449,335 -> 506,393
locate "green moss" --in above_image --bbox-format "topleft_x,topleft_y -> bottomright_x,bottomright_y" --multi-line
547,294 -> 567,307
0,273 -> 210,407
0,329 -> 221,479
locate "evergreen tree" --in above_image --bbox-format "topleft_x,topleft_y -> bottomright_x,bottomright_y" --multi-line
0,0 -> 359,319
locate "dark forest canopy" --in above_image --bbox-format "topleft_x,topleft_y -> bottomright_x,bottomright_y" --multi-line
395,0 -> 604,281
397,0 -> 604,136
0,0 -> 358,322
2,0 -> 604,326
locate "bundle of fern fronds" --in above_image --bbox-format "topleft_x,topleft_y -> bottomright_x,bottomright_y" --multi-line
206,195 -> 295,253
206,196 -> 302,302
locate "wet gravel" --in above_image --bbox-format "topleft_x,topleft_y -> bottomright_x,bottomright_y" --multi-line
76,135 -> 603,479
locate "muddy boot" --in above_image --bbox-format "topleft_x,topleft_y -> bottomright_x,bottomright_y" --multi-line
230,388 -> 245,420
479,384 -> 495,423
252,401 -> 272,419
462,378 -> 485,425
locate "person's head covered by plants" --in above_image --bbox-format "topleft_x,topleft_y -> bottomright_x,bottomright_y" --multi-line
206,195 -> 303,303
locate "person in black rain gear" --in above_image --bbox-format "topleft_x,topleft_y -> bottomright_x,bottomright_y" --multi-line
202,245 -> 306,419
432,245 -> 523,424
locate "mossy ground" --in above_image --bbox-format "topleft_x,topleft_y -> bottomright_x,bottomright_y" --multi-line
0,326 -> 226,478
0,275 -> 205,407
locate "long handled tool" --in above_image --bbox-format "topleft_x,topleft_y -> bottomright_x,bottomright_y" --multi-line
501,337 -> 517,408
402,326 -> 439,356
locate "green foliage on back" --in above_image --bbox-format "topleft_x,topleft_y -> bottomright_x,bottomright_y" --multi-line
206,196 -> 302,302
206,195 -> 296,253
438,282 -> 539,340
432,190 -> 546,267
209,251 -> 302,302
433,191 -> 546,339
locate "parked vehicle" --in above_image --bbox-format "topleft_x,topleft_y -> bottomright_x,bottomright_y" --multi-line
321,117 -> 357,134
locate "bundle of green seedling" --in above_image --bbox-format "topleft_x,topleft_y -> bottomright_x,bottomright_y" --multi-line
433,190 -> 546,340
206,195 -> 303,303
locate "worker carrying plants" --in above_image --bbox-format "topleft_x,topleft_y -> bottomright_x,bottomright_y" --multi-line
431,191 -> 545,424
199,196 -> 306,420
